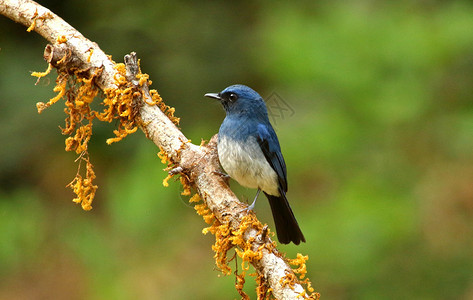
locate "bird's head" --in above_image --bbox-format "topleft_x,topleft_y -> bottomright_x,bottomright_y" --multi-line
205,84 -> 268,118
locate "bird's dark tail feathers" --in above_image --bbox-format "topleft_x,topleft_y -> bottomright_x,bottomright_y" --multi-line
264,191 -> 305,245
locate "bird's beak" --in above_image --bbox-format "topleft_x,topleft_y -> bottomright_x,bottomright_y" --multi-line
204,93 -> 221,100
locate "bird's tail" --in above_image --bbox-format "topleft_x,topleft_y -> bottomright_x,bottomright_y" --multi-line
264,191 -> 305,245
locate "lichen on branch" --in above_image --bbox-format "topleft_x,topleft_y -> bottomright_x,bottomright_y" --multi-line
32,42 -> 178,211
189,191 -> 319,299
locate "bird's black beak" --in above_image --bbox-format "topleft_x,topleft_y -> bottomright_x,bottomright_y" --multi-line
204,93 -> 221,100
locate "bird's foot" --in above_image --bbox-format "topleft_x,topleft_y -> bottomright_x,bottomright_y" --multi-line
212,170 -> 231,185
238,204 -> 254,215
238,191 -> 259,215
169,166 -> 184,175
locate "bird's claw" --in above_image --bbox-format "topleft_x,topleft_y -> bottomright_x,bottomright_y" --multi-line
238,196 -> 257,215
213,170 -> 231,185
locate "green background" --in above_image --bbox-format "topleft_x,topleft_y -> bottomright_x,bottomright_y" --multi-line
1,1 -> 473,299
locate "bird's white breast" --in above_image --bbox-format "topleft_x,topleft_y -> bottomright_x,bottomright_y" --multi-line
218,135 -> 279,196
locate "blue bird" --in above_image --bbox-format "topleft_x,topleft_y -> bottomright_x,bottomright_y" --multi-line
205,84 -> 305,245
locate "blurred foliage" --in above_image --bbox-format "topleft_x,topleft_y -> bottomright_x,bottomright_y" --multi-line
1,0 -> 473,299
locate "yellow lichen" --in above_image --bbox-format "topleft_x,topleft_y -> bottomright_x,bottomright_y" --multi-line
235,247 -> 264,271
32,47 -> 166,210
280,272 -> 297,289
99,62 -> 140,144
180,176 -> 192,196
204,213 -> 276,296
26,10 -> 38,32
31,63 -> 52,79
106,125 -> 138,145
67,156 -> 97,210
235,271 -> 249,300
195,203 -> 214,226
137,72 -> 149,86
279,253 -> 320,299
57,35 -> 67,43
287,253 -> 309,280
86,48 -> 94,62
194,209 -> 267,287
162,174 -> 172,187
28,11 -> 184,213
211,222 -> 233,275
189,193 -> 201,203
255,273 -> 270,299
35,71 -> 67,114
192,203 -> 319,298
65,122 -> 92,154
27,10 -> 53,32
148,88 -> 180,125
202,211 -> 216,225
157,147 -> 169,164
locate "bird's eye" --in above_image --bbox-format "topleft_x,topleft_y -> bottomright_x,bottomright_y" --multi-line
228,93 -> 238,102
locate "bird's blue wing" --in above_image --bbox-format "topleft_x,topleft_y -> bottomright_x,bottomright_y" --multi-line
256,123 -> 288,192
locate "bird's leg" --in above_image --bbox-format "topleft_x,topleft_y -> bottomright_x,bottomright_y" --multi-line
212,170 -> 231,185
212,170 -> 230,178
247,188 -> 261,211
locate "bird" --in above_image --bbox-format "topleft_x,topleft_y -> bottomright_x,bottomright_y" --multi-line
205,84 -> 305,245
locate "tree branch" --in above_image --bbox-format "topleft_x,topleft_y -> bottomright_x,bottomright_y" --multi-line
1,1 -> 318,298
